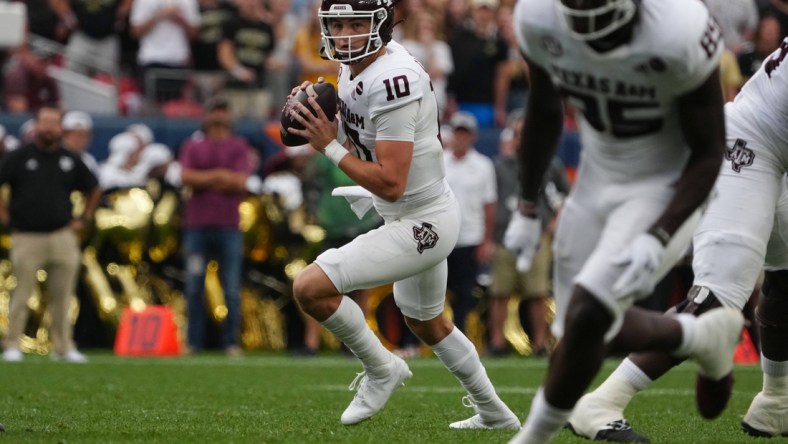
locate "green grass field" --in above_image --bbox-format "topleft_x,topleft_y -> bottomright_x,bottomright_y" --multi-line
0,352 -> 776,443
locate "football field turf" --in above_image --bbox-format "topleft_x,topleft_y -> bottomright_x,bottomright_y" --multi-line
0,353 -> 773,443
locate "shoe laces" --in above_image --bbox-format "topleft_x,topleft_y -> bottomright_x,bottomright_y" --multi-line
601,419 -> 633,432
461,395 -> 477,409
348,371 -> 369,402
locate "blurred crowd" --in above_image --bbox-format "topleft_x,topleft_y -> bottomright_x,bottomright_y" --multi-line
0,0 -> 786,360
0,0 -> 777,123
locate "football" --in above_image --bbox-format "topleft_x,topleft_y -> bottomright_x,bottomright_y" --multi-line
280,81 -> 337,147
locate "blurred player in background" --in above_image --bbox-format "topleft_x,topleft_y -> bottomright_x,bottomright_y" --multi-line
505,0 -> 745,442
569,36 -> 788,442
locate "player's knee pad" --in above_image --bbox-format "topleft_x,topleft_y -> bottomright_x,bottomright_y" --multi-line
758,270 -> 788,330
674,286 -> 724,317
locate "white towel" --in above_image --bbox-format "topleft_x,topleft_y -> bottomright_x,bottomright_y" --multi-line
332,186 -> 375,219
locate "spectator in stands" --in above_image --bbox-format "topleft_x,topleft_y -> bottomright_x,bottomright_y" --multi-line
178,96 -> 258,357
443,0 -> 469,39
0,125 -> 21,156
739,14 -> 784,81
130,0 -> 200,106
446,0 -> 509,127
50,0 -> 132,77
761,0 -> 788,38
402,12 -> 453,119
0,106 -> 100,363
61,110 -> 99,176
497,5 -> 529,112
217,0 -> 276,119
3,43 -> 59,113
443,111 -> 496,334
17,119 -> 36,145
704,0 -> 759,55
23,0 -> 62,42
293,0 -> 339,86
488,113 -> 569,357
191,0 -> 237,99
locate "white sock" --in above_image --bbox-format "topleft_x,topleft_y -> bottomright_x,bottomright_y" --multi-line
590,358 -> 652,416
433,327 -> 501,411
761,355 -> 788,398
519,388 -> 572,444
618,358 -> 653,391
322,296 -> 391,374
673,313 -> 696,357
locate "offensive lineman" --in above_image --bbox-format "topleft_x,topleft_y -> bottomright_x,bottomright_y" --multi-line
504,0 -> 745,442
568,36 -> 788,442
286,0 -> 519,429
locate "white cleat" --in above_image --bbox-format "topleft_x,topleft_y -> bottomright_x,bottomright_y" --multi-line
741,391 -> 788,437
449,395 -> 520,430
51,349 -> 88,363
2,348 -> 22,362
568,393 -> 651,442
340,354 -> 412,425
690,307 -> 744,380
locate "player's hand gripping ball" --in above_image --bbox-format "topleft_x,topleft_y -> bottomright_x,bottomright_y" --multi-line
280,82 -> 337,146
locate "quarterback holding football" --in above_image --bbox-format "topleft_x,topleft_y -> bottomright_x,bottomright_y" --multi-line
284,0 -> 519,430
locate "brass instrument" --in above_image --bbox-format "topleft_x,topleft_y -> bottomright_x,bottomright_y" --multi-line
237,193 -> 326,351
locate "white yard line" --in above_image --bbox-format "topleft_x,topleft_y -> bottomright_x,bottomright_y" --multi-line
306,384 -> 696,397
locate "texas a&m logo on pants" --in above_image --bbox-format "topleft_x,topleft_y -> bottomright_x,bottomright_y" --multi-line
725,139 -> 755,173
413,222 -> 439,254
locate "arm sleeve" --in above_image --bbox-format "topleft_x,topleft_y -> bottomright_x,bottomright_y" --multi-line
372,99 -> 419,142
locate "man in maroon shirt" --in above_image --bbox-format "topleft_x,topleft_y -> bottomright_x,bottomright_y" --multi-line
3,46 -> 59,113
178,97 -> 257,356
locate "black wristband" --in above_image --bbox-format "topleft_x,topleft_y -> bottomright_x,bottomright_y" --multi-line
517,200 -> 539,219
648,226 -> 671,246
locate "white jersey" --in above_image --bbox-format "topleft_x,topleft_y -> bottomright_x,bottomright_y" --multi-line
513,0 -> 723,182
691,38 -> 788,309
336,40 -> 447,220
725,37 -> 788,168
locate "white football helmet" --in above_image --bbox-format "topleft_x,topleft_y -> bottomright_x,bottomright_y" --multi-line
556,0 -> 637,41
319,0 -> 396,65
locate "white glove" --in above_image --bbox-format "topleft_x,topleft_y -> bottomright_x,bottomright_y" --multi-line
503,212 -> 542,272
611,233 -> 665,300
245,175 -> 264,194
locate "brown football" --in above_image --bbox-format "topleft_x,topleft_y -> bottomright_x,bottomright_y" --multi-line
280,82 -> 337,147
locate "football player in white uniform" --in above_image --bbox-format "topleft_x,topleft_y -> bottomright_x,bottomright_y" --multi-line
285,0 -> 519,429
568,37 -> 788,442
505,0 -> 745,442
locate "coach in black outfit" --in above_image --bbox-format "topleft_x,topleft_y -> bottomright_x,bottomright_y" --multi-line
0,106 -> 100,363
